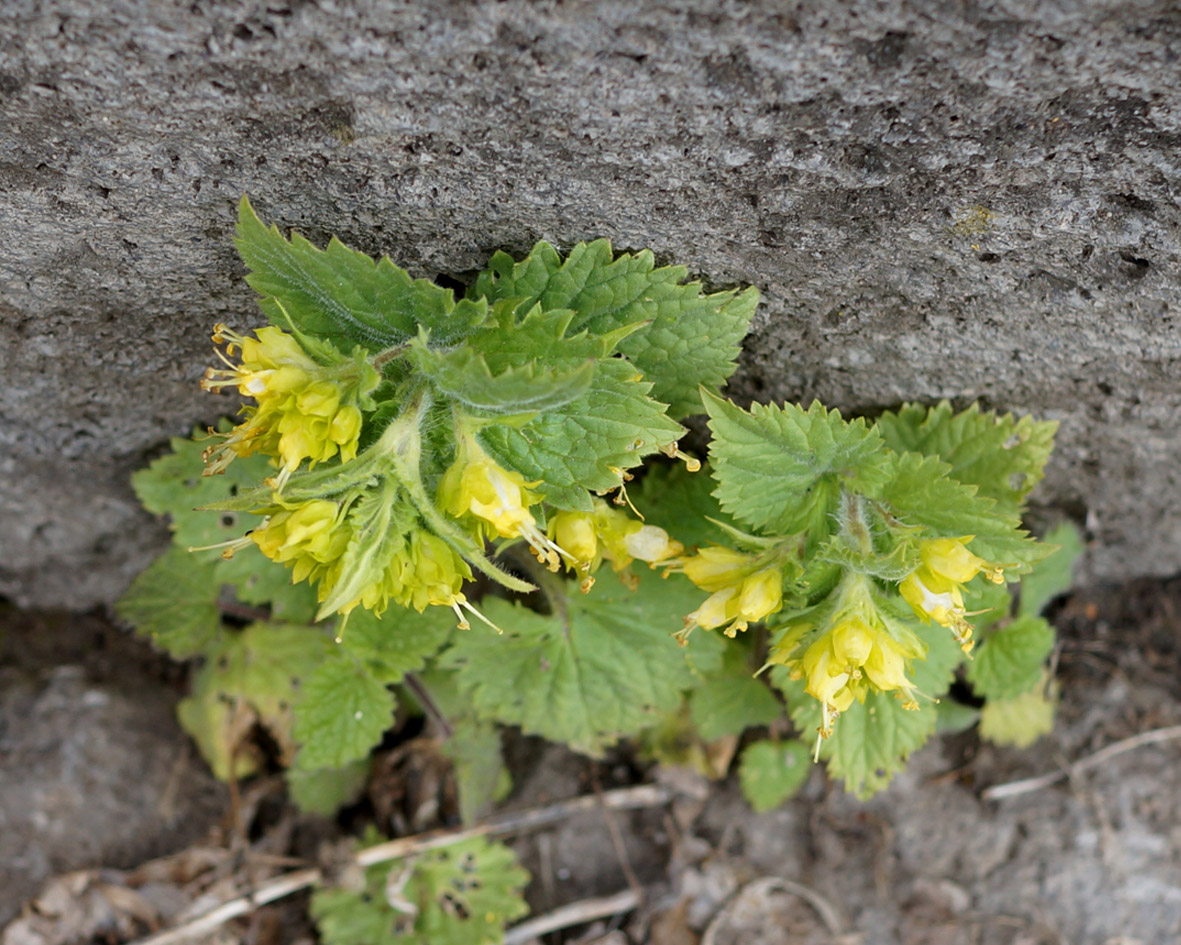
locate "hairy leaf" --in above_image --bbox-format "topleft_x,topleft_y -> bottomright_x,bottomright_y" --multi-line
178,623 -> 334,781
967,615 -> 1055,701
236,195 -> 487,352
442,573 -> 709,755
338,605 -> 455,684
738,740 -> 812,812
286,759 -> 370,816
1018,521 -> 1084,617
116,546 -> 223,659
471,239 -> 757,418
294,657 -> 397,770
480,358 -> 683,510
690,675 -> 782,742
704,394 -> 892,536
442,719 -> 512,826
880,452 -> 1049,575
874,401 -> 1057,514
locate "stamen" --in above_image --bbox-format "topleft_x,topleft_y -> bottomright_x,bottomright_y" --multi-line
661,442 -> 701,472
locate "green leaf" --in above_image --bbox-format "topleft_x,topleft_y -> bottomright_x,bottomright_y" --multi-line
704,394 -> 892,535
471,239 -> 757,418
442,573 -> 709,755
738,740 -> 812,812
874,401 -> 1057,514
132,432 -> 272,551
441,719 -> 512,826
116,547 -> 223,659
776,619 -> 963,798
338,606 -> 455,684
311,837 -> 529,945
213,544 -> 320,622
1018,521 -> 1083,617
631,462 -> 735,550
235,195 -> 487,352
287,759 -> 370,815
294,658 -> 397,770
879,452 -> 1049,575
967,615 -> 1055,700
689,675 -> 782,742
480,358 -> 683,510
960,578 -> 1015,637
178,623 -> 334,780
979,684 -> 1056,748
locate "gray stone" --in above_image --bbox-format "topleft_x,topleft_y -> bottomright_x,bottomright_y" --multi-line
2,0 -> 1179,607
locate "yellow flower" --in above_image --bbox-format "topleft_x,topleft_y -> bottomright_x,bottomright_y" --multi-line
676,548 -> 784,638
777,611 -> 924,746
200,324 -> 377,486
439,435 -> 568,570
899,536 -> 1002,652
549,501 -> 684,592
250,499 -> 351,585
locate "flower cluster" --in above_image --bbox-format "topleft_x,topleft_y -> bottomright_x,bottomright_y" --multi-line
770,575 -> 926,747
200,324 -> 377,488
668,546 -> 784,639
899,537 -> 1003,652
438,434 -> 569,570
546,500 -> 684,592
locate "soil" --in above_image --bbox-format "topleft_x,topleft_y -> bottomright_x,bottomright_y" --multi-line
2,579 -> 1180,945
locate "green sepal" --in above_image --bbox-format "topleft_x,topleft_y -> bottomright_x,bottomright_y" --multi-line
703,393 -> 893,536
235,195 -> 488,352
471,239 -> 757,418
294,657 -> 397,770
874,401 -> 1057,514
967,615 -> 1055,701
738,739 -> 812,812
115,546 -> 223,659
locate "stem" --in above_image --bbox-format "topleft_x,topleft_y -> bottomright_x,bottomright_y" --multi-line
841,491 -> 874,555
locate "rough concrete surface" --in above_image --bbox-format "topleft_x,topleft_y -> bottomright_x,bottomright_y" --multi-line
1,0 -> 1179,607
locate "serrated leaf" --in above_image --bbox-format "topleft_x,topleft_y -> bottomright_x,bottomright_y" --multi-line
1018,521 -> 1083,617
979,684 -> 1056,748
338,606 -> 455,684
738,740 -> 812,812
776,619 -> 963,798
960,578 -> 1015,637
235,195 -> 487,352
133,432 -> 273,550
178,623 -> 333,780
690,675 -> 782,742
967,615 -> 1055,700
442,573 -> 708,755
880,452 -> 1049,575
631,462 -> 735,550
311,837 -> 529,945
294,658 -> 397,770
406,340 -> 595,416
704,394 -> 892,536
874,401 -> 1057,514
442,719 -> 511,825
213,544 -> 320,621
480,358 -> 683,510
287,759 -> 370,815
471,239 -> 757,418
116,547 -> 223,659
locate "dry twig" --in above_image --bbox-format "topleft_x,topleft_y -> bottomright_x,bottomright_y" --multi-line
700,876 -> 846,945
982,723 -> 1181,801
130,783 -> 672,945
502,889 -> 641,944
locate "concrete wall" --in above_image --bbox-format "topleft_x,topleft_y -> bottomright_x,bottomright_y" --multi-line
2,0 -> 1179,607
